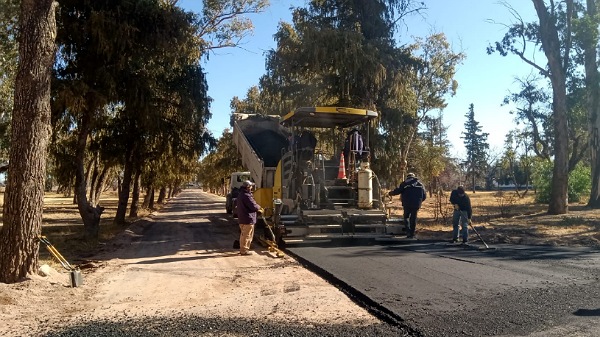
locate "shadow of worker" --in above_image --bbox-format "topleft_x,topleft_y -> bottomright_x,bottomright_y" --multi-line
573,308 -> 600,316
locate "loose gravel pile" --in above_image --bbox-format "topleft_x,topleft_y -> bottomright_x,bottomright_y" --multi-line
39,314 -> 412,337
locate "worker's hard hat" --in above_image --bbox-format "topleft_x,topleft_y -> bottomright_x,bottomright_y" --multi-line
242,180 -> 255,188
406,173 -> 415,179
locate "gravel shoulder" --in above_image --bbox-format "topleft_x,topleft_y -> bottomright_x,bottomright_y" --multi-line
1,190 -> 409,336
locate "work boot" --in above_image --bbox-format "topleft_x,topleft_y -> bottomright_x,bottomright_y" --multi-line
450,238 -> 459,243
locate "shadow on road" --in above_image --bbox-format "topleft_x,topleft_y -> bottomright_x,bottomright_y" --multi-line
574,308 -> 600,317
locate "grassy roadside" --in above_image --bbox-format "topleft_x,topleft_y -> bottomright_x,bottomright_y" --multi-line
0,191 -> 159,268
387,190 -> 600,246
1,189 -> 598,271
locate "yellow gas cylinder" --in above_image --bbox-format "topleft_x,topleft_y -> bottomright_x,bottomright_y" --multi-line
357,162 -> 373,209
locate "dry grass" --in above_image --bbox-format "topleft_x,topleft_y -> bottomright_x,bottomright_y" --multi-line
387,190 -> 600,247
0,190 -> 159,267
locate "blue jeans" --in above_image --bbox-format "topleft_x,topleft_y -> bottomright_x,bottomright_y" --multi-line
452,210 -> 469,242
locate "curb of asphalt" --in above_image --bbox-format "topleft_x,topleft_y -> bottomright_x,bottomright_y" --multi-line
284,248 -> 425,337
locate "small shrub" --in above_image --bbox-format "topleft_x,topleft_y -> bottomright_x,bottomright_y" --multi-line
531,161 -> 591,203
432,189 -> 452,223
494,190 -> 518,217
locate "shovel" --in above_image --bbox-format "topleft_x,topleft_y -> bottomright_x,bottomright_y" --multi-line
38,236 -> 83,287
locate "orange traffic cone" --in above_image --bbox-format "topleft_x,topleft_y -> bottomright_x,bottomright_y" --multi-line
337,153 -> 347,179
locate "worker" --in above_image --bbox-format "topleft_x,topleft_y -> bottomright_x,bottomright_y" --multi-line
449,186 -> 472,244
236,180 -> 263,255
343,128 -> 364,171
298,130 -> 317,161
388,173 -> 427,239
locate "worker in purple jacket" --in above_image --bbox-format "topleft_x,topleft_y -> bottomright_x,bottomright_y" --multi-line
236,180 -> 263,255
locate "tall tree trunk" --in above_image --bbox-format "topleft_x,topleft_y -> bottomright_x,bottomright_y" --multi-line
88,157 -> 99,205
157,186 -> 167,204
114,144 -> 135,224
532,0 -> 570,214
75,107 -> 103,240
148,188 -> 155,209
585,0 -> 600,208
92,165 -> 109,207
142,185 -> 152,209
129,170 -> 141,217
0,0 -> 56,283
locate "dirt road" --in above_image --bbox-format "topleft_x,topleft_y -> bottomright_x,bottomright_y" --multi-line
1,190 -> 409,336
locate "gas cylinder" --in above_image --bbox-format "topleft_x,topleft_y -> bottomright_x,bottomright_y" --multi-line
357,162 -> 373,209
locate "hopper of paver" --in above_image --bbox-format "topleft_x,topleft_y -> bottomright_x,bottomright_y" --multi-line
232,113 -> 289,207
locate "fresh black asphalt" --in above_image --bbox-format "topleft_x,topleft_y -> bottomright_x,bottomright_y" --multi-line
287,237 -> 600,336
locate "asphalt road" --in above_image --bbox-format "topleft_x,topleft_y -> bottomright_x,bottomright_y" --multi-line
287,237 -> 600,336
191,189 -> 600,337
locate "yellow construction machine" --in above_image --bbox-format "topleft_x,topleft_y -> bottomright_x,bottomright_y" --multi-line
232,107 -> 404,246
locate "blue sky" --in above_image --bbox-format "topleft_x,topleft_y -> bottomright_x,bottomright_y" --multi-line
180,1 -> 541,157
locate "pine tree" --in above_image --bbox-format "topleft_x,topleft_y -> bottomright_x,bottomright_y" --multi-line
461,104 -> 490,192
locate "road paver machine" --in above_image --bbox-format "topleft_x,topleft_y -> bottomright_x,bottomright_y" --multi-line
232,107 -> 403,245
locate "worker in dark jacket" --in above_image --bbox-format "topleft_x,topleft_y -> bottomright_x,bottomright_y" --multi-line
388,173 -> 427,238
236,180 -> 263,255
449,186 -> 472,244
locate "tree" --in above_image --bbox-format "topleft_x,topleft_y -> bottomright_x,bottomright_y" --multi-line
529,0 -> 571,213
259,0 -> 435,184
414,113 -> 451,193
0,0 -> 57,283
461,104 -> 490,192
392,33 -> 464,180
489,0 -> 575,214
198,129 -> 244,191
577,0 -> 600,207
503,76 -> 553,160
195,0 -> 269,54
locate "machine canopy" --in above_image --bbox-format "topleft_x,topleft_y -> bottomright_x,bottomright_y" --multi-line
280,107 -> 378,129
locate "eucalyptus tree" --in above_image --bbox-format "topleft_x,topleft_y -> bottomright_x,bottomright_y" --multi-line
198,129 -> 244,190
576,0 -> 600,207
53,0 -> 205,235
0,0 -> 57,283
503,76 -> 553,160
54,0 -> 131,238
193,0 -> 269,53
390,33 -> 464,180
488,0 -> 595,213
461,104 -> 490,192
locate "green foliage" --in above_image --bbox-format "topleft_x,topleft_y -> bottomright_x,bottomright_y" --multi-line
53,0 -> 216,189
568,162 -> 592,202
197,130 -> 244,190
197,0 -> 268,53
531,160 -> 552,203
254,1 -> 466,187
532,160 -> 591,203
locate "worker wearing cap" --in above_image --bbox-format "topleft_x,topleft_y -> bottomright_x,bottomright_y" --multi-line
388,173 -> 427,239
236,180 -> 263,255
449,186 -> 472,244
